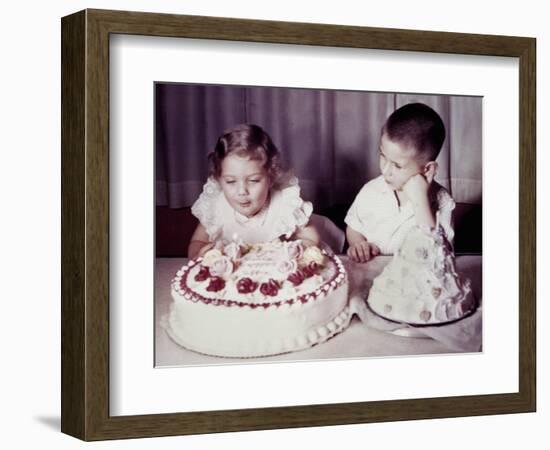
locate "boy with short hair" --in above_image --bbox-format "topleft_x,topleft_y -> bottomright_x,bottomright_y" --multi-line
345,102 -> 455,263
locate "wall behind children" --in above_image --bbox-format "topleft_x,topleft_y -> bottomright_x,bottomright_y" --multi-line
156,84 -> 482,209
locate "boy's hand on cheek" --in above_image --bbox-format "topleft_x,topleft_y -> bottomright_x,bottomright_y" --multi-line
402,173 -> 430,205
347,241 -> 380,263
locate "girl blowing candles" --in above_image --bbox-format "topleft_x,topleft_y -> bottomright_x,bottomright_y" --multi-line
188,124 -> 320,259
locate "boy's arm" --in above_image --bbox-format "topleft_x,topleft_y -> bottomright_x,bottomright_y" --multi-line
410,195 -> 436,228
344,184 -> 381,262
402,173 -> 436,228
188,223 -> 213,259
346,226 -> 380,262
346,226 -> 367,247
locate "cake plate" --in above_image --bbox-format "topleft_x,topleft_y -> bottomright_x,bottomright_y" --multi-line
365,298 -> 479,338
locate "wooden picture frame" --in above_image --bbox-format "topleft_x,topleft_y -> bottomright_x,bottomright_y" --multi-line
61,9 -> 536,441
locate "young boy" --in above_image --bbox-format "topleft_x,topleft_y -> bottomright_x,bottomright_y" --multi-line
345,102 -> 455,263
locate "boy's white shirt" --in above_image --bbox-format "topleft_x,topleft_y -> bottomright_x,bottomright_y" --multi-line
345,175 -> 455,255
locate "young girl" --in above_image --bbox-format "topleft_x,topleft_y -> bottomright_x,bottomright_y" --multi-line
188,124 -> 320,259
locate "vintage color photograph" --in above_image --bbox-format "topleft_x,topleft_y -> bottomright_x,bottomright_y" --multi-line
154,82 -> 482,366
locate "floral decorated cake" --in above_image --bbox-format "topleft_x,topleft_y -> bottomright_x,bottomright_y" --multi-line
165,240 -> 350,357
367,226 -> 476,325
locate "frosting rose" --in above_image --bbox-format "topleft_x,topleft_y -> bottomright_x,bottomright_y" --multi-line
201,248 -> 223,267
206,276 -> 225,292
260,279 -> 280,296
236,277 -> 258,294
287,270 -> 305,286
301,246 -> 324,266
301,261 -> 319,278
209,256 -> 234,278
277,259 -> 298,276
194,265 -> 210,282
286,241 -> 304,260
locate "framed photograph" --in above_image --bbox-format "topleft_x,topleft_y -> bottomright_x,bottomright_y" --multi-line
61,9 -> 536,441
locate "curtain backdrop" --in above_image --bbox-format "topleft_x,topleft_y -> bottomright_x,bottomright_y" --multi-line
155,83 -> 482,210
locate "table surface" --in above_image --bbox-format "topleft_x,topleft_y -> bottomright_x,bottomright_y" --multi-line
155,255 -> 482,367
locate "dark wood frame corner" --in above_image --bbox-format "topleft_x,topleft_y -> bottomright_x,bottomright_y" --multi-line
61,8 -> 536,441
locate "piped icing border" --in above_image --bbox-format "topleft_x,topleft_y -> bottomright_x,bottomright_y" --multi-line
171,250 -> 347,309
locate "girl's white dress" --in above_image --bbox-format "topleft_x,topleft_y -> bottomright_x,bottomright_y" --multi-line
191,177 -> 313,244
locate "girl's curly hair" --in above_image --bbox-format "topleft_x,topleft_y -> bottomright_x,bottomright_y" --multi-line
208,124 -> 283,183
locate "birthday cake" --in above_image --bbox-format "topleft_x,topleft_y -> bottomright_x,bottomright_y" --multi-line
165,240 -> 350,357
367,226 -> 476,325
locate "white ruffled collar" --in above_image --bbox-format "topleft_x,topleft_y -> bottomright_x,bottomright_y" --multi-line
191,176 -> 313,242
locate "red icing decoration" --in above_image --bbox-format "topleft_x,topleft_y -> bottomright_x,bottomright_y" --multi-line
237,277 -> 259,294
260,279 -> 279,296
194,265 -> 210,282
301,261 -> 319,278
206,276 -> 225,292
178,251 -> 345,309
288,270 -> 305,286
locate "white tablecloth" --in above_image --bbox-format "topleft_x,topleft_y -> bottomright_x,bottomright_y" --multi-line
155,255 -> 482,366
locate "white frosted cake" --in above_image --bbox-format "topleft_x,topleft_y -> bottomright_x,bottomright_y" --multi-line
367,226 -> 476,325
165,240 -> 350,357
